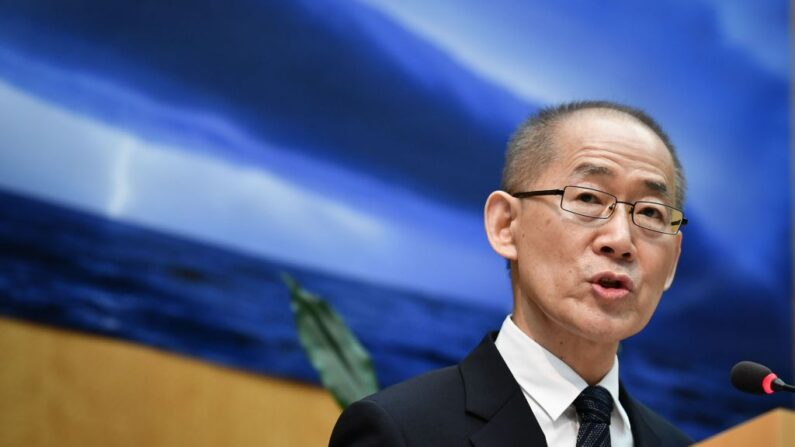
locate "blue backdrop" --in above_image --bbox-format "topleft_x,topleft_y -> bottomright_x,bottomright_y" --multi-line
0,0 -> 790,440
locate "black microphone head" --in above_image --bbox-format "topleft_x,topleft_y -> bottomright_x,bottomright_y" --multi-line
731,361 -> 776,394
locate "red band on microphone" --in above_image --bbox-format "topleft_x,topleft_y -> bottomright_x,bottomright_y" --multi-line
762,373 -> 778,394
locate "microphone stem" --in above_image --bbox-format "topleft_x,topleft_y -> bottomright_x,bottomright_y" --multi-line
779,383 -> 795,393
772,379 -> 795,393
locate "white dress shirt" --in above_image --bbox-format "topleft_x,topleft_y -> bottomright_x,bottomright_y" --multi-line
495,315 -> 633,447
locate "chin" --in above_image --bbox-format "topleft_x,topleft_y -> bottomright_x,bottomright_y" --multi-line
576,315 -> 645,344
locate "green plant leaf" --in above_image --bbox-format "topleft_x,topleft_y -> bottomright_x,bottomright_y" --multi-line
283,273 -> 379,408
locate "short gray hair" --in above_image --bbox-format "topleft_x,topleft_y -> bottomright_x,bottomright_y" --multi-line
501,100 -> 686,208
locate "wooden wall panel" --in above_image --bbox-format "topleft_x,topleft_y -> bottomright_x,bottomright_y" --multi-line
0,317 -> 340,446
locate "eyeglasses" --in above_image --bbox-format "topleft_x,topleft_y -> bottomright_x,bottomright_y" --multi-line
511,185 -> 687,235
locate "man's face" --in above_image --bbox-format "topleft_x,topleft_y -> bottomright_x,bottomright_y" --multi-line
510,111 -> 682,345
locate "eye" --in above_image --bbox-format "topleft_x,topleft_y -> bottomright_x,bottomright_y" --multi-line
636,205 -> 664,220
575,192 -> 602,204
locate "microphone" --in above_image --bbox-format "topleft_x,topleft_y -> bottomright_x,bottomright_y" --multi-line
730,361 -> 795,395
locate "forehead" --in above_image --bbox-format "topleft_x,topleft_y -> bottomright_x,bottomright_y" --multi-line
541,111 -> 675,196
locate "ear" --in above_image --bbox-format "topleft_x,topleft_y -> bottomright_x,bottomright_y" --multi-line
484,191 -> 520,261
663,232 -> 682,290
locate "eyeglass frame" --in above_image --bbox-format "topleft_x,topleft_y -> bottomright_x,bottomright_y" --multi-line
511,185 -> 688,235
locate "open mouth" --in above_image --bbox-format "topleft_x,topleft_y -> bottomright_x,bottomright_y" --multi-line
598,277 -> 624,289
590,272 -> 634,292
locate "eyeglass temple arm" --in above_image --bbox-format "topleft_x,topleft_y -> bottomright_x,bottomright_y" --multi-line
511,189 -> 565,198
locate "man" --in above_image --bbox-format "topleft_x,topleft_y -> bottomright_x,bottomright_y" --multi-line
329,101 -> 692,446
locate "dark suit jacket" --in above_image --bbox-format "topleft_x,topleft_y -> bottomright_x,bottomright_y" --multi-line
330,332 -> 692,446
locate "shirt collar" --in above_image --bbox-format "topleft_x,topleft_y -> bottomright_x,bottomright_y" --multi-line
495,315 -> 623,422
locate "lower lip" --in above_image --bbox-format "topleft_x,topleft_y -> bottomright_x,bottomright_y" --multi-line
591,283 -> 630,300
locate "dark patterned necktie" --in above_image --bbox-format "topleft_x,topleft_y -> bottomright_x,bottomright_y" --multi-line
574,385 -> 613,447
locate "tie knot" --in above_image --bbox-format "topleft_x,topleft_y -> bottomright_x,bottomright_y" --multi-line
574,386 -> 613,424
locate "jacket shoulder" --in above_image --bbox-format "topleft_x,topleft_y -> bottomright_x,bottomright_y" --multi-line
366,365 -> 463,413
330,365 -> 474,446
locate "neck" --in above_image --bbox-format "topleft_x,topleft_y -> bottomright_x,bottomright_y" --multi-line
511,303 -> 618,385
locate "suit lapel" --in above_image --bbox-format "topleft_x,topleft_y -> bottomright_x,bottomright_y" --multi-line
469,391 -> 546,447
619,383 -> 660,447
461,333 -> 547,447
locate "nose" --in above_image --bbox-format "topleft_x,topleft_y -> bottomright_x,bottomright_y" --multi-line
593,203 -> 636,262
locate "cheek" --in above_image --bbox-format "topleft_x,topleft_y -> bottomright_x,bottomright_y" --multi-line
641,245 -> 678,288
519,228 -> 582,282
516,209 -> 589,281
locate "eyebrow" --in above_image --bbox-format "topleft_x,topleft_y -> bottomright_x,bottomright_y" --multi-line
571,162 -> 670,198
